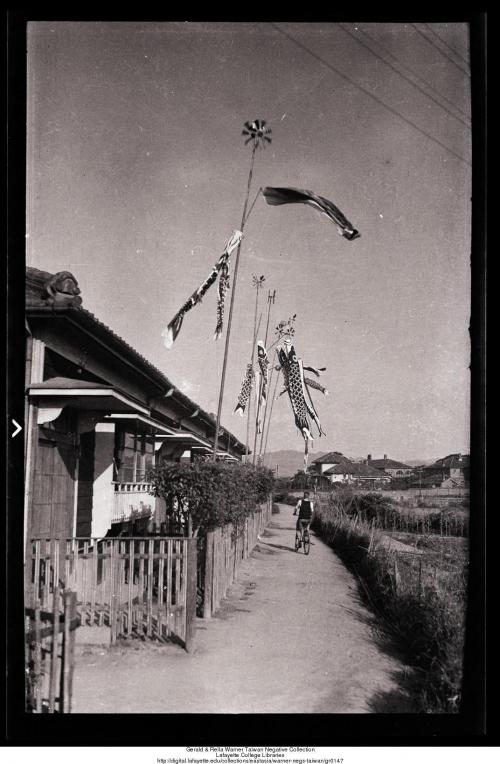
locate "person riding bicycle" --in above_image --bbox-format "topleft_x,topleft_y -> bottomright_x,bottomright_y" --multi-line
294,491 -> 314,540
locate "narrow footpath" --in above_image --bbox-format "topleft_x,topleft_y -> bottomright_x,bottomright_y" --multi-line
72,504 -> 414,713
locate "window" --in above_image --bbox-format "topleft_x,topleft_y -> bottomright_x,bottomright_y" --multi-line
114,429 -> 155,482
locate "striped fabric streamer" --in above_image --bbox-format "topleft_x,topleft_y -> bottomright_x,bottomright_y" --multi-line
263,186 -> 360,241
162,229 -> 242,348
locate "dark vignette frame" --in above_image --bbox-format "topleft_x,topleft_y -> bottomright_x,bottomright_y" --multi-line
4,7 -> 488,747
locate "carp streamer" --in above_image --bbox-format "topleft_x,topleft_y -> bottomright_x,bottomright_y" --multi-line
234,363 -> 255,416
277,338 -> 326,468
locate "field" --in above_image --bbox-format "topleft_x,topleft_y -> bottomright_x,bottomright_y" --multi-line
312,492 -> 469,713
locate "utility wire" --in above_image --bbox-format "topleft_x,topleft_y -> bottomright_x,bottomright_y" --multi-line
338,23 -> 470,130
410,22 -> 470,77
271,23 -> 471,167
354,25 -> 471,125
361,26 -> 470,120
422,22 -> 470,67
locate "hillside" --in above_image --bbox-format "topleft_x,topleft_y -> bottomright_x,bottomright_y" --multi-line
261,450 -> 327,477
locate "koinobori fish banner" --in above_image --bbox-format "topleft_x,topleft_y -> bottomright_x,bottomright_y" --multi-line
262,187 -> 360,241
256,341 -> 269,405
213,260 -> 230,341
234,363 -> 255,416
304,377 -> 329,396
162,229 -> 243,348
277,339 -> 326,467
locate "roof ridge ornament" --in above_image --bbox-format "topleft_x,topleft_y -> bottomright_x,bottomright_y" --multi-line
42,271 -> 82,307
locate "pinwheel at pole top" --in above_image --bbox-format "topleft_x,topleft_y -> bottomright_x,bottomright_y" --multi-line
242,119 -> 272,149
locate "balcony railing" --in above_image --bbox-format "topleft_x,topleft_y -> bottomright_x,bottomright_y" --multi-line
112,482 -> 156,524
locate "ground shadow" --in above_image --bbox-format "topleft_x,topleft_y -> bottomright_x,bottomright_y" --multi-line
261,541 -> 297,553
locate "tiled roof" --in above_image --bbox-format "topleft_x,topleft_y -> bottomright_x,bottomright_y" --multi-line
369,458 -> 413,470
312,451 -> 345,464
324,461 -> 388,477
432,454 -> 470,469
26,267 -> 246,453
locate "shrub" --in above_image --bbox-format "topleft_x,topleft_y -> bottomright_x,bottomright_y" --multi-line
273,492 -> 297,506
147,461 -> 275,537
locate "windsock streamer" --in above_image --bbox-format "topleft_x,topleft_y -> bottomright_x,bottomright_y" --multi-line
162,230 -> 243,348
263,186 -> 360,241
304,377 -> 329,396
213,261 -> 230,341
234,363 -> 255,416
276,339 -> 326,465
256,341 -> 269,405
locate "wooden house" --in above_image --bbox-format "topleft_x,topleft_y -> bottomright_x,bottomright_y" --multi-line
24,267 -> 246,552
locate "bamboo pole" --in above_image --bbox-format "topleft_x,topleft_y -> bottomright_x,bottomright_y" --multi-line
247,279 -> 264,458
258,290 -> 276,460
262,363 -> 282,462
213,142 -> 258,460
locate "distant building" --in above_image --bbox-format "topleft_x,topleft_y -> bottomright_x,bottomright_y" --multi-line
421,453 -> 470,488
365,454 -> 414,477
310,451 -> 346,475
309,452 -> 390,487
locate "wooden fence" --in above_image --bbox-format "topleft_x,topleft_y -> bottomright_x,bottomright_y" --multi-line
25,589 -> 78,713
201,500 -> 271,618
26,536 -> 197,651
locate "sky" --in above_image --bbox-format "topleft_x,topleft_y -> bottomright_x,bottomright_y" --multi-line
26,21 -> 472,462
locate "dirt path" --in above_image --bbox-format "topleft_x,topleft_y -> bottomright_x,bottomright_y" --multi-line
72,505 -> 414,713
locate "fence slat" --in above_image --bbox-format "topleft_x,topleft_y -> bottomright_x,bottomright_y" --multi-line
147,538 -> 153,638
27,535 -> 201,655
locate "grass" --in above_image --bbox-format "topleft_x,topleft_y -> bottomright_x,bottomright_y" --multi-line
312,497 -> 468,713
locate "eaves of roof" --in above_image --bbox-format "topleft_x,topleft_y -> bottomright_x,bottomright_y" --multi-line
26,304 -> 246,454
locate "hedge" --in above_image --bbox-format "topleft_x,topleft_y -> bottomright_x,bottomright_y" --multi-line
147,461 -> 275,536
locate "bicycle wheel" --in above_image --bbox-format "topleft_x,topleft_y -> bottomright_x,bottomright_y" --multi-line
295,533 -> 301,552
303,530 -> 310,555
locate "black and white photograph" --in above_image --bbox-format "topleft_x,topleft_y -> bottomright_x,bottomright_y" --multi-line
6,13 -> 487,743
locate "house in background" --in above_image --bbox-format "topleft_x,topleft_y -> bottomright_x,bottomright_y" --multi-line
309,452 -> 347,475
422,453 -> 470,488
365,454 -> 414,478
24,267 -> 246,552
308,451 -> 390,487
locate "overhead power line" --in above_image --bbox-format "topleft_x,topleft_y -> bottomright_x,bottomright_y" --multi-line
271,23 -> 471,167
359,26 -> 471,123
422,22 -> 470,67
338,23 -> 471,129
410,22 -> 471,78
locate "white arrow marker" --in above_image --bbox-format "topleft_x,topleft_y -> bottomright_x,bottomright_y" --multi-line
11,419 -> 22,438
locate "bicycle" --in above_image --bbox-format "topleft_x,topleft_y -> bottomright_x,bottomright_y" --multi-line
295,520 -> 311,555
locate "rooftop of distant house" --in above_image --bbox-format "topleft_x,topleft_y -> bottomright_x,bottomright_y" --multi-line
367,455 -> 413,470
428,453 -> 470,470
311,451 -> 346,464
323,459 -> 388,477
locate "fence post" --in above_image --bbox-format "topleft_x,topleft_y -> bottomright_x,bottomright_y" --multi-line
203,531 -> 214,619
368,518 -> 375,555
34,600 -> 42,713
48,586 -> 60,713
184,537 -> 197,653
61,590 -> 77,714
393,559 -> 399,594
